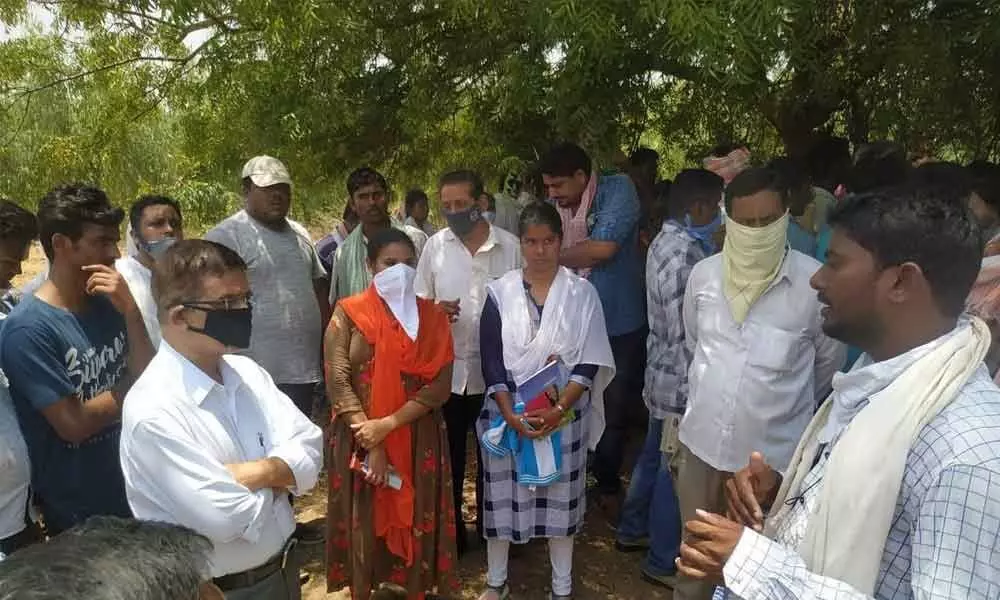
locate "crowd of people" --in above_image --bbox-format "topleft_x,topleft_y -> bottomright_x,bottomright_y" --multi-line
0,137 -> 1000,600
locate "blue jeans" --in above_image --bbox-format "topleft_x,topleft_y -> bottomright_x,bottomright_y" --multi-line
616,417 -> 681,576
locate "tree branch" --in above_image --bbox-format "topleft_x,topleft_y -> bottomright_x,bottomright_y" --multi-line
7,27 -> 224,101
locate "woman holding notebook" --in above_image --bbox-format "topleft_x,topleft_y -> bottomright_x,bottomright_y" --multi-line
477,202 -> 615,600
324,228 -> 458,599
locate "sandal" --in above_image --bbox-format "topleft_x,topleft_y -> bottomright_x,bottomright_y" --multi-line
477,583 -> 510,600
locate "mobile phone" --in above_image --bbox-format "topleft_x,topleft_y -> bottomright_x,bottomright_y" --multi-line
350,453 -> 403,490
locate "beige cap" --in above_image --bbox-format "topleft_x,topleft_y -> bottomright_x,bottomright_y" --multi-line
241,155 -> 292,187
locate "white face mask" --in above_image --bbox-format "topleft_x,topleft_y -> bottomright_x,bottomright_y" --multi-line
372,262 -> 420,340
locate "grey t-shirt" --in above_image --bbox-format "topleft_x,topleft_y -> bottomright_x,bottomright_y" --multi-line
205,210 -> 326,384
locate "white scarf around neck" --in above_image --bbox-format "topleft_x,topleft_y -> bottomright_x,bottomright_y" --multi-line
486,267 -> 616,449
766,318 -> 991,593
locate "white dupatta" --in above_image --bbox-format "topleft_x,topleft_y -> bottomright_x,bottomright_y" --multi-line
765,317 -> 991,593
486,267 -> 615,449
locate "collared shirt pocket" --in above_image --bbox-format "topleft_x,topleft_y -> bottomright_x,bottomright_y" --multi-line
746,323 -> 805,373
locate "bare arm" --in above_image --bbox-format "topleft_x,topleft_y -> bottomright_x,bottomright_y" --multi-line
85,264 -> 154,382
314,278 -> 332,331
225,457 -> 296,492
557,381 -> 588,410
560,240 -> 620,270
122,303 -> 154,382
41,393 -> 120,444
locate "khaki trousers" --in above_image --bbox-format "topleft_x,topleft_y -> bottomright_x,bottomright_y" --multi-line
673,443 -> 731,600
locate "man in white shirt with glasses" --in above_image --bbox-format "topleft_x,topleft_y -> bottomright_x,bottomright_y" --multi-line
120,239 -> 322,599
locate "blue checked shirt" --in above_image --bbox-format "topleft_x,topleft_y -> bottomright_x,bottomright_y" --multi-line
643,221 -> 705,419
716,360 -> 1000,600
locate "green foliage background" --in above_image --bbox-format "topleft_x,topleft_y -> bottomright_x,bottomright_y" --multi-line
2,0 -> 999,229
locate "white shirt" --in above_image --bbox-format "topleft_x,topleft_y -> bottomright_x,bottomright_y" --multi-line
115,256 -> 161,347
120,343 -> 323,577
415,225 -> 522,394
681,250 -> 845,472
0,368 -> 30,540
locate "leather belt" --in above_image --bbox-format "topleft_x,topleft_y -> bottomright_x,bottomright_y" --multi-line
212,538 -> 297,592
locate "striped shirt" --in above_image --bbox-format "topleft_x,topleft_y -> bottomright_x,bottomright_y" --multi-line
643,221 -> 705,418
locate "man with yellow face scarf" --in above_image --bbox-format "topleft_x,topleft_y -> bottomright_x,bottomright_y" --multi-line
672,167 -> 846,600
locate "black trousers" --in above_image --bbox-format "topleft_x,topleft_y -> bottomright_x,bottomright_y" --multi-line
592,327 -> 648,495
0,522 -> 43,556
442,392 -> 484,554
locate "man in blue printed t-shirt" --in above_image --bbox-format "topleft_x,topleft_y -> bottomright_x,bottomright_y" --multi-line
0,184 -> 154,535
541,142 -> 647,516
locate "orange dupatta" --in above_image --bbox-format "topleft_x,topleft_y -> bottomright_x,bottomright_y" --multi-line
339,286 -> 454,565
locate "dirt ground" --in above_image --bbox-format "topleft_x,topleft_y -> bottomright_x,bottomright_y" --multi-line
14,242 -> 672,600
297,432 -> 672,600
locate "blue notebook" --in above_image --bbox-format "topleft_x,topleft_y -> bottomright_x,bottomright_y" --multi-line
517,360 -> 562,412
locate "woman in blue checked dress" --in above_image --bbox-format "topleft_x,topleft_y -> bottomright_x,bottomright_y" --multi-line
476,202 -> 615,600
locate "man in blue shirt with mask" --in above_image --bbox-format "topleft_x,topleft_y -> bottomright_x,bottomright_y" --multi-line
541,142 -> 647,516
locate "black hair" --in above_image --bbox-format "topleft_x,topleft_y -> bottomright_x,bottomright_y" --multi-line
404,188 -> 429,214
909,162 -> 974,201
346,167 -> 388,197
767,156 -> 811,191
0,516 -> 213,600
128,194 -> 182,232
967,160 -> 1000,213
670,169 -> 724,211
538,142 -> 592,178
0,199 -> 38,251
628,147 -> 660,169
152,239 -> 247,314
652,180 -> 674,220
805,136 -> 851,191
724,167 -> 790,214
767,157 -> 814,216
518,201 -> 563,239
827,184 -> 981,318
850,141 -> 911,194
37,184 -> 124,260
437,170 -> 485,200
366,227 -> 416,263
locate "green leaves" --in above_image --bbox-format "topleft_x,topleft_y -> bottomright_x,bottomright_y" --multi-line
1,0 -> 999,228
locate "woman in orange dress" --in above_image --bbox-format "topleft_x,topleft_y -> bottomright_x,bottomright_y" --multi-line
325,228 -> 458,599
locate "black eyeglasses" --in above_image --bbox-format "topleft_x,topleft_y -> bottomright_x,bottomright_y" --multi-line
179,295 -> 252,311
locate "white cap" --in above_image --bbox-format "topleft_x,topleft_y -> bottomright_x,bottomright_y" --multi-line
241,155 -> 292,187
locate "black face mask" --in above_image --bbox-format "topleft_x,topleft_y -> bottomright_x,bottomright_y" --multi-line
184,305 -> 253,349
444,206 -> 482,238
